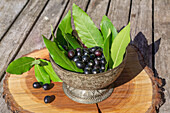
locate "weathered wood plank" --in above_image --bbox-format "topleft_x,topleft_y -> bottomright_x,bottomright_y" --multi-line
0,0 -> 48,78
86,0 -> 110,28
15,0 -> 69,59
107,0 -> 131,30
154,0 -> 170,112
130,0 -> 152,69
0,0 -> 28,40
0,77 -> 10,113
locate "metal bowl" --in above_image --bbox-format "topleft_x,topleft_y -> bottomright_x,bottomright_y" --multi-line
50,51 -> 127,90
49,49 -> 127,104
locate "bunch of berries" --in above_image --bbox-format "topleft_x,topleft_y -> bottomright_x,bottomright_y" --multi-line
67,46 -> 107,74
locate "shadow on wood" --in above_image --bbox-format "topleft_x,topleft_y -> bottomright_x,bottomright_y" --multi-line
132,32 -> 165,112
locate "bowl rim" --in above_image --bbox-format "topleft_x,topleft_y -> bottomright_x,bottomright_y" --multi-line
49,47 -> 128,77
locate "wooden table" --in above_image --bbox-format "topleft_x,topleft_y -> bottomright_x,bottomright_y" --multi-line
0,0 -> 169,112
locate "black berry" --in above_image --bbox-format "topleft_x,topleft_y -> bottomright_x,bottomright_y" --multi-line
89,47 -> 97,53
84,69 -> 92,74
93,65 -> 100,70
95,50 -> 102,57
99,69 -> 105,73
83,48 -> 88,52
96,56 -> 101,61
33,82 -> 42,88
87,60 -> 94,67
89,54 -> 95,60
92,69 -> 99,74
101,64 -> 105,71
84,66 -> 92,71
101,54 -> 105,58
73,56 -> 81,62
62,45 -> 68,51
82,55 -> 90,63
94,58 -> 100,65
84,50 -> 90,55
101,58 -> 106,64
76,61 -> 85,69
44,96 -> 52,103
43,83 -> 50,90
68,50 -> 76,59
77,51 -> 83,56
76,48 -> 81,52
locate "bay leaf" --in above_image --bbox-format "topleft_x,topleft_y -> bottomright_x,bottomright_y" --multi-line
6,57 -> 35,75
56,10 -> 72,47
64,33 -> 82,49
31,60 -> 41,66
34,64 -> 50,84
72,3 -> 104,48
100,15 -> 118,41
43,36 -> 83,73
40,59 -> 62,82
103,29 -> 112,71
111,22 -> 131,68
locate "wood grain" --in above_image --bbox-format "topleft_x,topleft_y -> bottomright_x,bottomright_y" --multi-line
130,0 -> 153,69
0,77 -> 10,113
15,0 -> 69,59
86,0 -> 110,28
154,0 -> 170,112
3,46 -> 163,113
0,0 -> 28,40
0,0 -> 48,78
107,0 -> 131,30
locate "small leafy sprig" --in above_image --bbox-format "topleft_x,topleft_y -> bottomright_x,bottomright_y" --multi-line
6,57 -> 62,84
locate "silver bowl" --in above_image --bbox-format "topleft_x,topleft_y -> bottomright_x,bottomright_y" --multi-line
50,49 -> 127,104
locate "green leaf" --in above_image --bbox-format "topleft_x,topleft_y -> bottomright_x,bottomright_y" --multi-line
72,3 -> 104,48
100,15 -> 118,41
6,57 -> 35,75
103,29 -> 112,71
31,60 -> 41,66
43,36 -> 83,73
34,64 -> 50,84
111,22 -> 131,68
56,10 -> 72,47
58,10 -> 72,34
58,45 -> 68,55
51,25 -> 56,39
40,59 -> 62,82
64,33 -> 82,49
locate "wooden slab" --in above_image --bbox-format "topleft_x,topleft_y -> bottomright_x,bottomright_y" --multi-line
3,45 -> 163,113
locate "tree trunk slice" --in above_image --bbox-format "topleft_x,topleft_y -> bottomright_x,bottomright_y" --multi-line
3,45 -> 164,113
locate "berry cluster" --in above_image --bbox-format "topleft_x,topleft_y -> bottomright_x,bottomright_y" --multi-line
67,46 -> 107,74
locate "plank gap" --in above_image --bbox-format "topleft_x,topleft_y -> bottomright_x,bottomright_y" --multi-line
85,0 -> 91,12
128,0 -> 133,23
152,0 -> 155,75
0,0 -> 29,42
96,103 -> 102,113
49,0 -> 70,41
105,0 -> 111,16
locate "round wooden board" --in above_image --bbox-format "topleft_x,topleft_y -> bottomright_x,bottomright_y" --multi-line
3,45 -> 164,113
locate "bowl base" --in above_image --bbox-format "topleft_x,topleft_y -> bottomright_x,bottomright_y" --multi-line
63,83 -> 114,104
